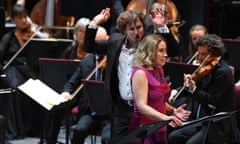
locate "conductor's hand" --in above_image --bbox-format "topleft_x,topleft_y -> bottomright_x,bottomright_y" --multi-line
90,8 -> 111,25
61,92 -> 73,101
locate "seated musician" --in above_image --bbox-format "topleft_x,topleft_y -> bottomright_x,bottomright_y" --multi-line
168,34 -> 240,144
44,17 -> 110,144
145,2 -> 184,62
0,4 -> 44,139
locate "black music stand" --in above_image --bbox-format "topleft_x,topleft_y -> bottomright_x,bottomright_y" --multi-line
164,62 -> 198,89
26,39 -> 72,75
38,58 -> 80,144
81,79 -> 110,116
181,111 -> 236,128
39,58 -> 80,93
109,120 -> 171,144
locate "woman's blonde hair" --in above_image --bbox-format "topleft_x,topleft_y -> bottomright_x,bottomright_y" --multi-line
131,34 -> 166,68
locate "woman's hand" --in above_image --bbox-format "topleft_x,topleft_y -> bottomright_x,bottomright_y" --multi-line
174,104 -> 191,121
167,115 -> 182,128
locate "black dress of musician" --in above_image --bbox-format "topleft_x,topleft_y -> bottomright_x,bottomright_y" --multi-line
0,4 -> 41,139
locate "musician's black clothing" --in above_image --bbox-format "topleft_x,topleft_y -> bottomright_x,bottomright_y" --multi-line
168,60 -> 240,144
0,30 -> 40,139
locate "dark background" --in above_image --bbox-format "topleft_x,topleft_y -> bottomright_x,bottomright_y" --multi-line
61,0 -> 240,58
1,0 -> 240,56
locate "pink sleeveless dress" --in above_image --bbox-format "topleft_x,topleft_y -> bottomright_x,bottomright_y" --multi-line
128,66 -> 171,144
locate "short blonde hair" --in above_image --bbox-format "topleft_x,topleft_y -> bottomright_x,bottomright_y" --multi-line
131,34 -> 166,68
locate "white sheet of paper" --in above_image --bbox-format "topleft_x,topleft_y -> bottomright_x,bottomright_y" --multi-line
18,78 -> 67,110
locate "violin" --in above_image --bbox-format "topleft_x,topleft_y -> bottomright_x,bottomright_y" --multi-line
191,56 -> 220,80
170,55 -> 220,102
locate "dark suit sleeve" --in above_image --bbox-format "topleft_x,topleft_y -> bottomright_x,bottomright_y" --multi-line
83,26 -> 108,55
62,62 -> 83,93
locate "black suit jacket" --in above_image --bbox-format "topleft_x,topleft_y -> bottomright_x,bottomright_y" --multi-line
62,54 -> 96,116
83,27 -> 133,117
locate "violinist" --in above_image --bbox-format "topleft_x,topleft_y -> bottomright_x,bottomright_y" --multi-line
145,2 -> 184,62
0,4 -> 42,139
185,24 -> 208,65
168,34 -> 240,144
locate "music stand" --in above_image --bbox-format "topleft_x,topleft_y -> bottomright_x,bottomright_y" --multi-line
26,39 -> 72,74
181,111 -> 238,128
39,58 -> 80,93
164,62 -> 198,89
109,120 -> 171,144
81,79 -> 110,116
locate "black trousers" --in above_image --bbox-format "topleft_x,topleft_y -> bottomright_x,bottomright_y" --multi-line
71,114 -> 111,144
111,100 -> 133,140
0,115 -> 6,144
168,125 -> 205,144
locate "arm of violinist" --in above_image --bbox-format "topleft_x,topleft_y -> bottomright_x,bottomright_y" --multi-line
168,89 -> 177,102
184,74 -> 196,93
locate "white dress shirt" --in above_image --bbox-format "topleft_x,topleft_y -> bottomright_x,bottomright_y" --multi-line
118,44 -> 136,100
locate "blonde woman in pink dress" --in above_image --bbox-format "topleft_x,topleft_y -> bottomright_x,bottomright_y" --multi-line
129,34 -> 191,144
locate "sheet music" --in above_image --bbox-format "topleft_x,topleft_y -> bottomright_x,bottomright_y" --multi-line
18,78 -> 68,110
181,112 -> 229,126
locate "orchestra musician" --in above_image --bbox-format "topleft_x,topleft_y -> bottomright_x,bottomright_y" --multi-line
44,17 -> 109,144
186,24 -> 208,65
0,4 -> 43,139
168,34 -> 240,144
145,2 -> 184,62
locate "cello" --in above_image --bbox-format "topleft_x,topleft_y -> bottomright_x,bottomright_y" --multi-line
30,0 -> 75,27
